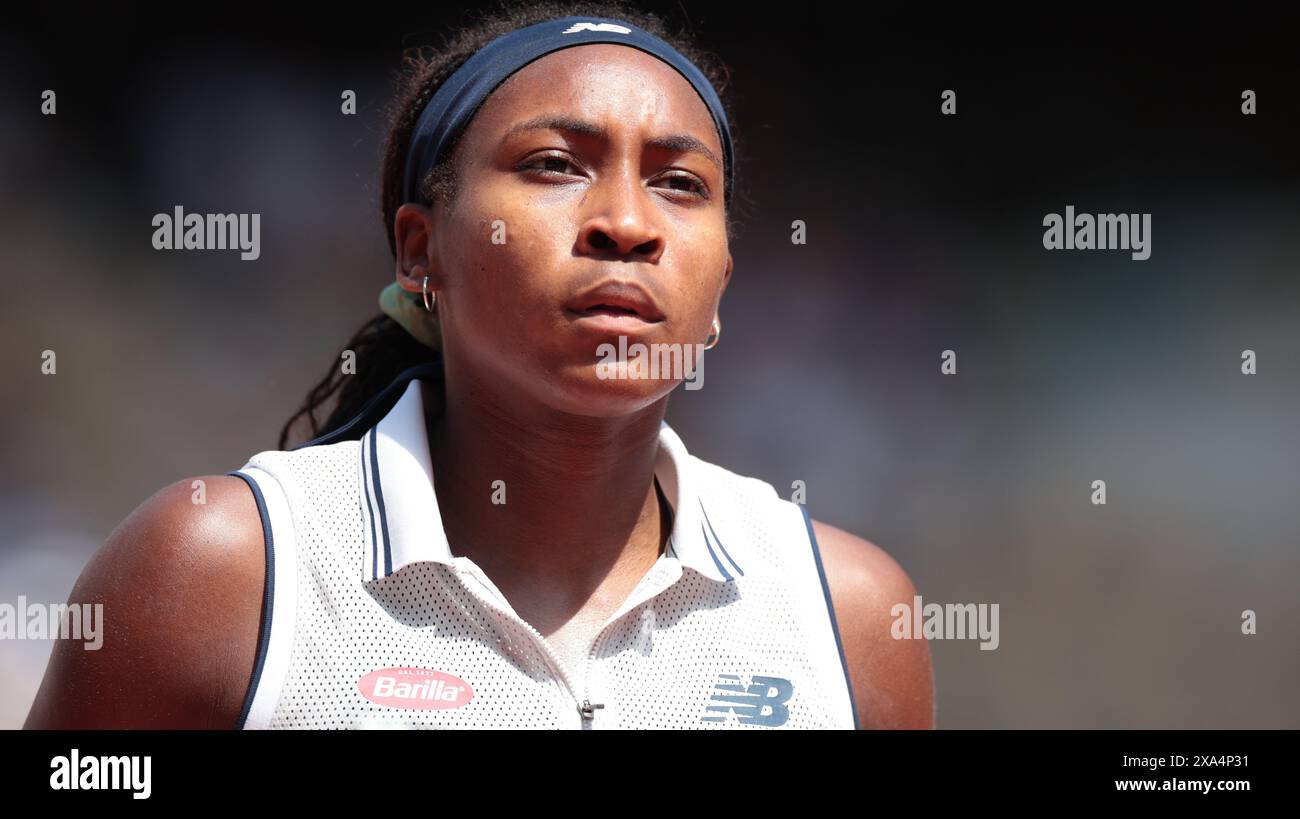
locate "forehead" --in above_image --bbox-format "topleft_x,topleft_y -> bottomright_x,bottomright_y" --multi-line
462,43 -> 721,151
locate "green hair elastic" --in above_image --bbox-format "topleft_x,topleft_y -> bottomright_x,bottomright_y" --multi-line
378,280 -> 441,350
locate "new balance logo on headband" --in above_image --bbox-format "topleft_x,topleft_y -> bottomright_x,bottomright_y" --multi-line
562,21 -> 632,34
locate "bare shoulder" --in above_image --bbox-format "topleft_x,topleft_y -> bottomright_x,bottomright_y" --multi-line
811,517 -> 935,729
23,475 -> 266,730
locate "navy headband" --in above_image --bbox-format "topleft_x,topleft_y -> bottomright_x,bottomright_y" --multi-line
402,15 -> 733,209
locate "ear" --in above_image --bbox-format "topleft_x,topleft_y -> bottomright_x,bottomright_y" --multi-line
718,252 -> 734,297
393,202 -> 446,295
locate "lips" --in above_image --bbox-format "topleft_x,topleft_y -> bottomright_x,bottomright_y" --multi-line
565,280 -> 666,323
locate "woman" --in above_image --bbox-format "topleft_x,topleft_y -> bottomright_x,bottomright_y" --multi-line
25,2 -> 933,729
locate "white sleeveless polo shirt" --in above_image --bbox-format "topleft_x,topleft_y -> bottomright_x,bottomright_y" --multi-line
227,362 -> 858,729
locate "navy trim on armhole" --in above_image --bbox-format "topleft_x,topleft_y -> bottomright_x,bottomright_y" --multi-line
227,470 -> 275,730
801,504 -> 861,730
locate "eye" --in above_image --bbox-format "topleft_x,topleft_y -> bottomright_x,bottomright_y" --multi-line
518,152 -> 582,178
656,172 -> 710,199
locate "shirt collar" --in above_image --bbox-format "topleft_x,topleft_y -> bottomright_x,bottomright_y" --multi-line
358,369 -> 743,585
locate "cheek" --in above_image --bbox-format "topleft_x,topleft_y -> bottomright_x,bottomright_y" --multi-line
671,232 -> 728,326
445,210 -> 565,341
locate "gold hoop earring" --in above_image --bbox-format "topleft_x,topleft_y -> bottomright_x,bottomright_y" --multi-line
704,316 -> 721,350
422,274 -> 437,312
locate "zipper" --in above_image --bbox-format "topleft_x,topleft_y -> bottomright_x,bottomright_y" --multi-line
458,551 -> 677,730
578,628 -> 614,730
457,563 -> 595,728
577,546 -> 681,729
575,548 -> 676,729
578,699 -> 605,727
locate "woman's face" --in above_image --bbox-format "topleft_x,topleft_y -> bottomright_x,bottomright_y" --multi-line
397,43 -> 732,419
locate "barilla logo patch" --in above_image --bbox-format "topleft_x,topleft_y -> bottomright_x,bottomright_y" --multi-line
562,22 -> 632,35
358,667 -> 473,710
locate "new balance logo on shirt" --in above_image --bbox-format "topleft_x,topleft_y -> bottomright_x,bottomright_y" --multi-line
702,674 -> 796,726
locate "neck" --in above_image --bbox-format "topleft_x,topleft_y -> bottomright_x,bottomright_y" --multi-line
423,368 -> 672,595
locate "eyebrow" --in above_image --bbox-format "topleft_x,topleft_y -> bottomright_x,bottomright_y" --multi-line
502,113 -> 722,171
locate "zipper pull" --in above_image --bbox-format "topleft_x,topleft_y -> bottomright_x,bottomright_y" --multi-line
579,700 -> 605,721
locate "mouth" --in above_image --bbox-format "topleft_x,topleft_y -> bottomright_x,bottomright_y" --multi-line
564,280 -> 667,324
573,303 -> 648,318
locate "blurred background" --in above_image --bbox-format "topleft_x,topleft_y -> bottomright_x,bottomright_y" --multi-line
2,2 -> 1296,728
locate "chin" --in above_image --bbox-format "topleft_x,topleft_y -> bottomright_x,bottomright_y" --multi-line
542,362 -> 679,418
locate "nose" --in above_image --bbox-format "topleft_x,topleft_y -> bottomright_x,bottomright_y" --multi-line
575,167 -> 665,263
